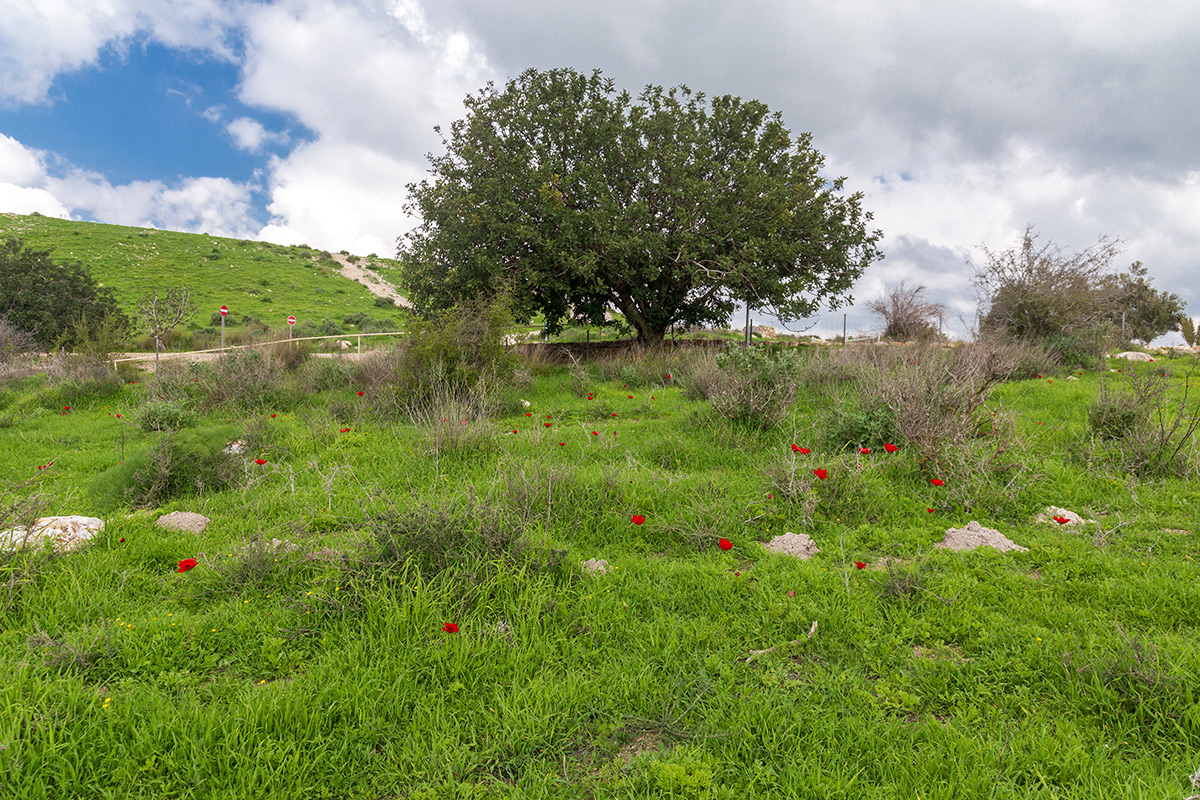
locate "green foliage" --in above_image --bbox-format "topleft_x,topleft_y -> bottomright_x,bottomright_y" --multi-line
90,425 -> 239,509
1181,315 -> 1197,347
826,399 -> 897,449
1088,390 -> 1140,440
401,68 -> 881,345
391,297 -> 517,413
1112,262 -> 1186,345
0,237 -> 130,348
699,345 -> 802,429
137,398 -> 198,432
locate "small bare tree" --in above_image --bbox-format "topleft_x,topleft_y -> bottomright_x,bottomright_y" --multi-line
137,288 -> 195,372
866,280 -> 944,342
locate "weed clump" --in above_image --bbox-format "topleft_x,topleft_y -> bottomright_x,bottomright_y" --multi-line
692,346 -> 801,429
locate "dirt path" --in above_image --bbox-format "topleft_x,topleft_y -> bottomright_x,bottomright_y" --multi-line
327,253 -> 411,308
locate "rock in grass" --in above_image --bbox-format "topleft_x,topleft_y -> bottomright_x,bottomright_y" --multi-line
156,511 -> 211,533
761,532 -> 820,559
1035,506 -> 1093,526
0,516 -> 104,553
1112,351 -> 1154,362
934,521 -> 1027,553
581,558 -> 611,575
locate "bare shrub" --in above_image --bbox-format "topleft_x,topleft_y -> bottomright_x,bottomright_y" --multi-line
268,340 -> 313,372
866,280 -> 943,342
1088,367 -> 1200,478
0,318 -> 36,361
43,353 -> 123,402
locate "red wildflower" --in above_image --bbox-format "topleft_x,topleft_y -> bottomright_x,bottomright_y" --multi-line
546,414 -> 551,419
512,429 -> 518,434
927,508 -> 935,513
544,422 -> 552,427
666,374 -> 672,380
64,406 -> 70,411
270,414 -> 276,418
526,412 -> 532,416
791,444 -> 801,452
767,494 -> 773,499
115,413 -> 121,418
718,538 -> 733,551
628,395 -> 633,399
611,412 -> 617,416
884,443 -> 898,453
119,538 -> 126,543
558,442 -> 566,446
357,391 -> 364,396
442,622 -> 459,634
859,447 -> 871,455
799,447 -> 811,455
177,558 -> 198,573
814,468 -> 828,480
254,458 -> 267,465
592,431 -> 599,435
1053,515 -> 1070,525
854,561 -> 866,570
631,514 -> 645,525
930,478 -> 945,486
340,428 -> 350,433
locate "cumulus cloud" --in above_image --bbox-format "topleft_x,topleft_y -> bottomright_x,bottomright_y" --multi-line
226,116 -> 288,152
0,0 -> 241,106
259,140 -> 425,254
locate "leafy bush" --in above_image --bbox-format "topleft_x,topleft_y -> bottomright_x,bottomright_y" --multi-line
369,497 -> 556,581
696,345 -> 801,429
1088,391 -> 1140,440
137,398 -> 198,432
825,398 -> 897,449
90,426 -> 240,509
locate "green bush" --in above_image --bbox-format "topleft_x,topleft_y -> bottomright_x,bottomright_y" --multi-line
701,345 -> 801,429
826,399 -> 897,449
90,425 -> 240,509
137,398 -> 198,432
1088,393 -> 1140,440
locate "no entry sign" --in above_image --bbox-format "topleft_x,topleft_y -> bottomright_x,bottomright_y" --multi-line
287,315 -> 296,326
219,305 -> 228,316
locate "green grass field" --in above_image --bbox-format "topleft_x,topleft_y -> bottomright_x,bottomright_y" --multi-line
0,213 -> 407,348
2,340 -> 1199,799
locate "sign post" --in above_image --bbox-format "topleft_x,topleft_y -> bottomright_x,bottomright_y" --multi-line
287,315 -> 296,344
219,305 -> 228,350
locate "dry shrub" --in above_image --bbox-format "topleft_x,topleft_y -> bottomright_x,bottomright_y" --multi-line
689,346 -> 801,429
1087,367 -> 1200,478
43,353 -> 123,402
0,318 -> 36,361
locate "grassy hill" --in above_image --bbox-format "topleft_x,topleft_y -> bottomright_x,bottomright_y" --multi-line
0,212 -> 407,346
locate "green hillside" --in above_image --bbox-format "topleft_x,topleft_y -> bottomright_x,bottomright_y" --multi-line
0,213 -> 406,345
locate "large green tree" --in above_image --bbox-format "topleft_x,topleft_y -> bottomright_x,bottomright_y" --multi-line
399,68 -> 882,345
0,237 -> 129,349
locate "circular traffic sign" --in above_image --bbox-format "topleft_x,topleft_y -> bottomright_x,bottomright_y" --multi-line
287,315 -> 296,326
219,305 -> 228,316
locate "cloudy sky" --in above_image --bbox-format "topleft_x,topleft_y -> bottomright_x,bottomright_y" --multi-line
1,0 -> 1196,339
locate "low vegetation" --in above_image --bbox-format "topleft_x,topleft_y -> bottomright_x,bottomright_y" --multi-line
2,333 -> 1198,798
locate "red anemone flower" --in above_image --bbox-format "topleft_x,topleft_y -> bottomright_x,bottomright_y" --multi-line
270,413 -> 276,418
512,429 -> 518,434
442,622 -> 459,634
813,468 -> 828,480
855,561 -> 866,569
927,508 -> 935,513
357,391 -> 364,396
340,428 -> 350,433
930,478 -> 945,486
592,431 -> 599,436
859,447 -> 871,455
177,558 -> 198,573
254,458 -> 267,465
544,422 -> 552,427
631,514 -> 645,525
884,443 -> 898,453
558,442 -> 566,446
718,538 -> 733,551
1053,515 -> 1070,525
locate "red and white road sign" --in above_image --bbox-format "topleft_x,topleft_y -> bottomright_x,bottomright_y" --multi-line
287,315 -> 296,326
219,305 -> 228,316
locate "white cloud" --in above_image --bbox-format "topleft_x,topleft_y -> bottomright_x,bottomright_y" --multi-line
0,0 -> 240,106
259,140 -> 424,254
226,116 -> 288,152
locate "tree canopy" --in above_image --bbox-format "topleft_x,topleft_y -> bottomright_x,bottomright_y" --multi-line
973,226 -> 1185,346
399,68 -> 882,345
0,237 -> 128,349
